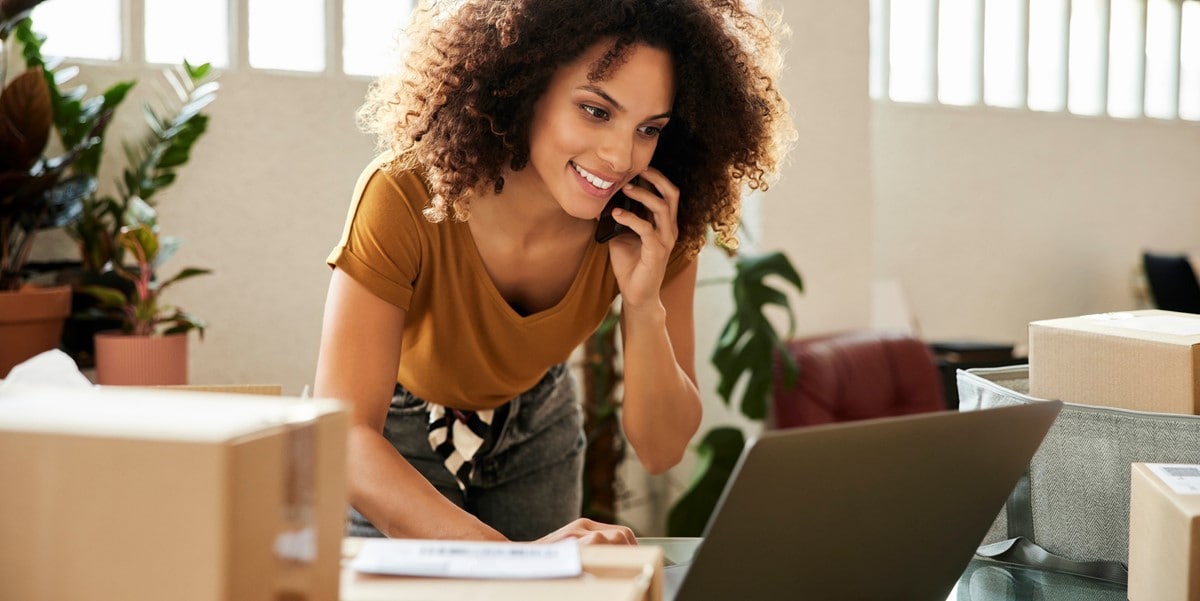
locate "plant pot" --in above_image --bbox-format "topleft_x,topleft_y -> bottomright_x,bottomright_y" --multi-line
93,331 -> 188,386
51,265 -> 129,369
0,285 -> 72,378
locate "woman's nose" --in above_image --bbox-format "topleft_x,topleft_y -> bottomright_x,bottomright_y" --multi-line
596,130 -> 634,174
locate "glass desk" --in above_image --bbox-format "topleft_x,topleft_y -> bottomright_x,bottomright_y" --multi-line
951,559 -> 1126,601
639,538 -> 1127,601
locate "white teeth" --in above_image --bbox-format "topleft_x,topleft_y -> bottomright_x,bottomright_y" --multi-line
573,163 -> 614,190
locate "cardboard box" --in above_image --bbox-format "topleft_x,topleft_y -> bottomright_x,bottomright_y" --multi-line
1029,310 -> 1200,414
340,538 -> 664,601
0,385 -> 348,601
1129,463 -> 1200,601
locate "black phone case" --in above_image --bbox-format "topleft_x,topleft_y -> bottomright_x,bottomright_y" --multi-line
594,178 -> 655,243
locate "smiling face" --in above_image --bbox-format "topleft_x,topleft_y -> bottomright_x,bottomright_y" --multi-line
516,40 -> 675,220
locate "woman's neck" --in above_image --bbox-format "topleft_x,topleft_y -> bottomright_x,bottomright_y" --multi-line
470,169 -> 590,246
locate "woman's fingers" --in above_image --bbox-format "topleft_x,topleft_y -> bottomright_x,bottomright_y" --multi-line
629,168 -> 680,232
536,518 -> 638,545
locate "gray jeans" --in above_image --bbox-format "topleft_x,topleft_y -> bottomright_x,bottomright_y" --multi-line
347,363 -> 585,541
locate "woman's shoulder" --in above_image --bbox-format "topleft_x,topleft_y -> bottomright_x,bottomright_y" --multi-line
355,153 -> 433,210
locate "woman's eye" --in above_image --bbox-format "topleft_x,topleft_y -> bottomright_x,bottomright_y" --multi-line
638,125 -> 663,137
581,104 -> 609,120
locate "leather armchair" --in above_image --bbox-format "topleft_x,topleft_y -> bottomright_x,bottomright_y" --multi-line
771,330 -> 945,428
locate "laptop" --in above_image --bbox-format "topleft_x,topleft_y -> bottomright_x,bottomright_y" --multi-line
658,401 -> 1062,601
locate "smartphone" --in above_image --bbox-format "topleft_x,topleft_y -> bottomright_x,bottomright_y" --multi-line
594,176 -> 655,243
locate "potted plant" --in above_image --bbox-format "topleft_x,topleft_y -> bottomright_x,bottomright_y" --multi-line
666,250 -> 802,536
0,0 -> 117,376
576,247 -> 803,533
10,16 -> 218,367
80,223 -> 210,385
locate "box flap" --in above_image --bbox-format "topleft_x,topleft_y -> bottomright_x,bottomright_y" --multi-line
1032,310 -> 1200,347
0,385 -> 342,442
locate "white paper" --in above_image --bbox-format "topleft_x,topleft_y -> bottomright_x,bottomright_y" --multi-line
350,539 -> 582,579
0,349 -> 94,389
1148,463 -> 1200,495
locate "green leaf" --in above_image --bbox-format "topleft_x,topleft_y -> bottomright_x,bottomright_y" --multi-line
147,171 -> 175,189
80,285 -> 128,310
118,224 -> 159,263
666,427 -> 746,537
737,251 -> 803,292
123,195 -> 157,226
100,80 -> 135,110
709,251 -> 805,420
740,369 -> 772,421
52,65 -> 78,86
43,175 -> 95,228
142,105 -> 164,135
156,266 -> 210,289
156,146 -> 190,169
152,235 -> 181,268
162,310 -> 206,339
184,60 -> 212,81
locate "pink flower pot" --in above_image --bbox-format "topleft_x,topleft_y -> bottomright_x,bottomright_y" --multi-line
93,331 -> 188,386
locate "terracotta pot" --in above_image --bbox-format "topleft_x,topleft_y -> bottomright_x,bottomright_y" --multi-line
93,331 -> 189,386
53,266 -> 128,369
0,285 -> 72,378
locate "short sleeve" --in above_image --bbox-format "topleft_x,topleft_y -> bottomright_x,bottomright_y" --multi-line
661,240 -> 695,288
326,161 -> 425,310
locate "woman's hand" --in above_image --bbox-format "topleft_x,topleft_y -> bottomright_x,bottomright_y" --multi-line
535,518 -> 637,545
607,167 -> 680,311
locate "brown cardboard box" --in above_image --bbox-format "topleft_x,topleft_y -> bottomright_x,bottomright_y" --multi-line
0,385 -> 348,601
340,538 -> 664,601
1129,462 -> 1200,601
1029,310 -> 1200,414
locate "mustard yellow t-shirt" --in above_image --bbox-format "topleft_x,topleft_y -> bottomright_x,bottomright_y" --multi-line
328,156 -> 692,411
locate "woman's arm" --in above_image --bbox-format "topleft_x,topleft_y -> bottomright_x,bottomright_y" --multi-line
618,259 -> 703,474
314,269 -> 506,541
606,167 -> 703,474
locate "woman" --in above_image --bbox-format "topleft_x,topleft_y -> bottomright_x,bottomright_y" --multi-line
316,0 -> 793,544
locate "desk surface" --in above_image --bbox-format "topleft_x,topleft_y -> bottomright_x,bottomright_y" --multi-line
339,537 -> 1126,601
952,559 -> 1126,601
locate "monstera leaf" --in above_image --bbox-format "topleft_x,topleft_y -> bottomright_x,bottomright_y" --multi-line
711,251 -> 804,420
666,426 -> 746,536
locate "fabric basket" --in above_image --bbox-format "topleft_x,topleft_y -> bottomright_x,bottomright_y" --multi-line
957,365 -> 1200,583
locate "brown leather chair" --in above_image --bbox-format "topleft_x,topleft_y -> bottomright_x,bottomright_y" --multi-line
771,330 -> 945,428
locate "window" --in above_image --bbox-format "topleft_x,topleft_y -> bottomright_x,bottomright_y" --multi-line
1068,0 -> 1107,116
939,0 -> 982,106
984,0 -> 1025,108
30,0 -> 120,61
875,0 -> 1200,121
1181,0 -> 1200,119
248,0 -> 326,72
144,0 -> 229,68
1108,0 -> 1145,118
1027,0 -> 1068,112
1144,0 -> 1181,119
889,0 -> 936,103
25,0 -> 416,77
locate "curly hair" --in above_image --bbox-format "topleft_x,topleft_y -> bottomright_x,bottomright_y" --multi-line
358,0 -> 795,257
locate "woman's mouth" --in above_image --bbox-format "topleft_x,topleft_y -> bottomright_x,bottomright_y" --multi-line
571,162 -> 617,197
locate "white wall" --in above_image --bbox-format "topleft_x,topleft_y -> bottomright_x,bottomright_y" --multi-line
33,66 -> 379,392
873,104 -> 1200,348
157,70 -> 377,390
